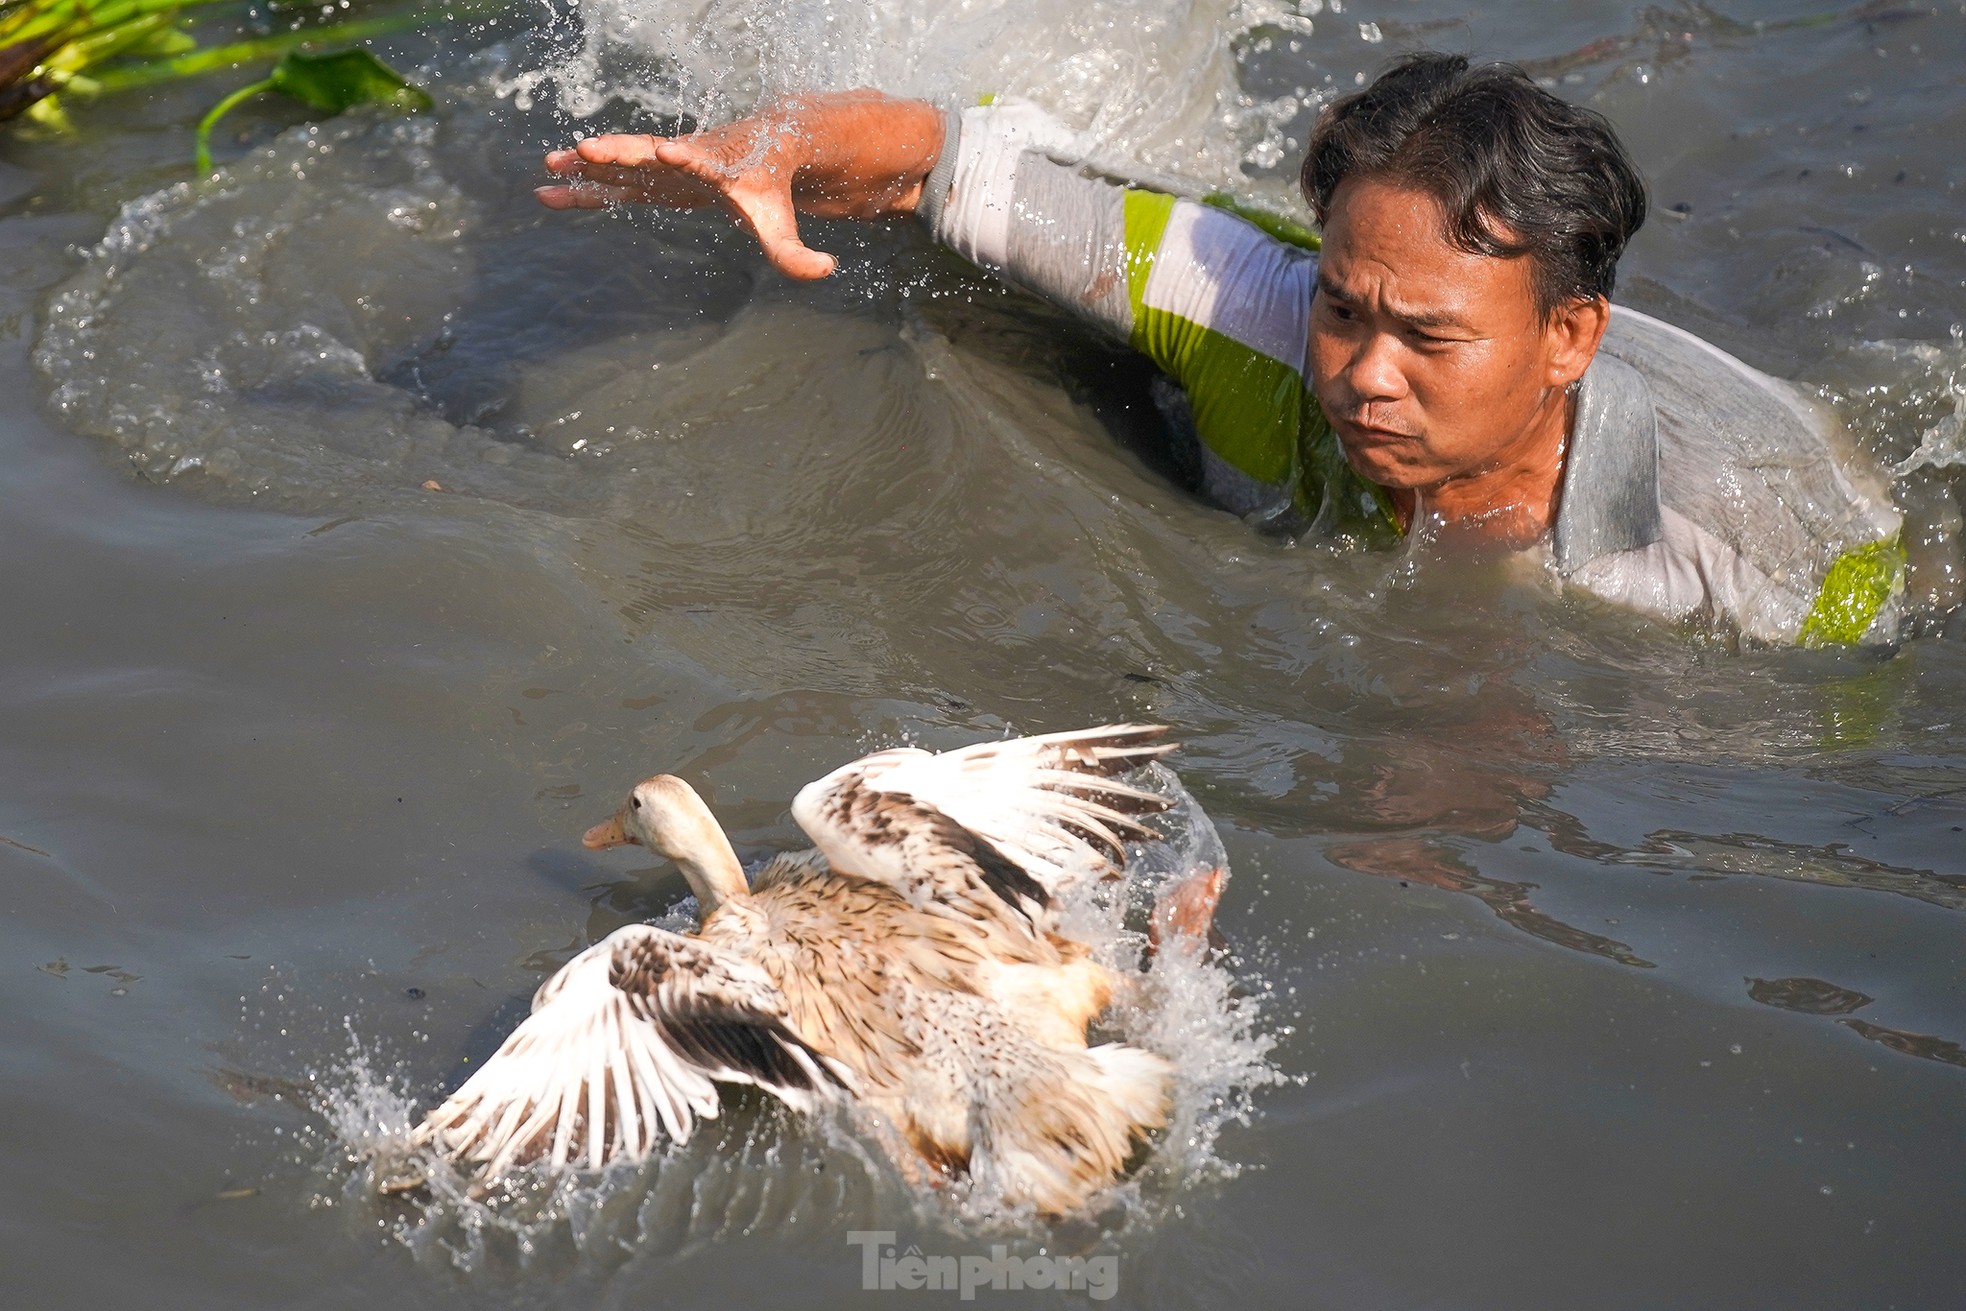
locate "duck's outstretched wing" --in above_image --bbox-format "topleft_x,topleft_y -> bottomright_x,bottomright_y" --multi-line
790,723 -> 1175,932
413,925 -> 849,1178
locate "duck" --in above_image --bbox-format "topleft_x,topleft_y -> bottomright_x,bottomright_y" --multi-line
408,724 -> 1224,1215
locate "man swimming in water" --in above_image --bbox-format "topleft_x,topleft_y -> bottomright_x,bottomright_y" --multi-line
536,53 -> 1904,646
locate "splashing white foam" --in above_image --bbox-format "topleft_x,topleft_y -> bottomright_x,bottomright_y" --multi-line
502,0 -> 1326,198
1092,766 -> 1288,1201
317,1027 -> 426,1156
1887,324 -> 1966,480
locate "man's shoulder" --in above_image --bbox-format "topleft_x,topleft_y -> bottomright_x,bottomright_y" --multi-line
1602,306 -> 1896,552
1576,306 -> 1903,643
1601,307 -> 1838,456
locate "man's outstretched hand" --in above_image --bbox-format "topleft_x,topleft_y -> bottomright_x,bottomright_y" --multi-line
536,92 -> 946,282
538,129 -> 837,280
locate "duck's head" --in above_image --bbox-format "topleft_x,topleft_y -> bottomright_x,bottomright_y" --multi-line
584,775 -> 748,916
582,775 -> 708,856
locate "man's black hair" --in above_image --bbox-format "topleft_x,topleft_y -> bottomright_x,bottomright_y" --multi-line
1302,52 -> 1648,318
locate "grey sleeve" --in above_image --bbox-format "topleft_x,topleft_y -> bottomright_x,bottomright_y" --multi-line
997,158 -> 1135,341
914,110 -> 963,236
915,105 -> 1138,344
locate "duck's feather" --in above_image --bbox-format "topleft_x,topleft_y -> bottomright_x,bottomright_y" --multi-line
790,723 -> 1175,933
415,924 -> 849,1176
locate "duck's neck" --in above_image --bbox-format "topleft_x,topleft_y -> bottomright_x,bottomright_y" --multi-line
646,779 -> 752,926
673,840 -> 748,924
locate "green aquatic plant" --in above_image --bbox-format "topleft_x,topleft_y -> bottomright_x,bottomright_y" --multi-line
193,47 -> 428,171
0,0 -> 460,166
0,0 -> 206,125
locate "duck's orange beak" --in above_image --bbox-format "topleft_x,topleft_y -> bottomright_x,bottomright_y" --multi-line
582,812 -> 633,849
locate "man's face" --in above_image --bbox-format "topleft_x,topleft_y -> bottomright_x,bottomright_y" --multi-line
1307,176 -> 1579,493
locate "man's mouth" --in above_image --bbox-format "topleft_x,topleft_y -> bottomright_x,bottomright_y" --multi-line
1333,414 -> 1414,443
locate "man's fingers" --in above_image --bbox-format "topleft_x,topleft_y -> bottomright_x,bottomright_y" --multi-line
760,232 -> 839,281
728,188 -> 836,280
535,182 -> 633,211
543,144 -> 720,207
573,134 -> 670,167
545,157 -> 671,189
542,127 -> 836,278
648,136 -> 749,187
543,155 -> 640,186
646,136 -> 835,279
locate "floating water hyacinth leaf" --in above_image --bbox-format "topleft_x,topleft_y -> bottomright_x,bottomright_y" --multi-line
265,46 -> 430,116
195,48 -> 430,173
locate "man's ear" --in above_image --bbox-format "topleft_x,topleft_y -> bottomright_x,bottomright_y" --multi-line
1544,295 -> 1610,390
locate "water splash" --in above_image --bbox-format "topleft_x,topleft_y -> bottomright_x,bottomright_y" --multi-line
501,0 -> 1325,196
1818,324 -> 1966,620
1883,325 -> 1966,480
1053,764 -> 1288,1208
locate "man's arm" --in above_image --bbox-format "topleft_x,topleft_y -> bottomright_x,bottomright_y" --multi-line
541,92 -> 1363,532
538,91 -> 1309,374
536,91 -> 945,281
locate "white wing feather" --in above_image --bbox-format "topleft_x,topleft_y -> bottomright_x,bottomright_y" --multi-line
414,924 -> 848,1177
791,724 -> 1175,930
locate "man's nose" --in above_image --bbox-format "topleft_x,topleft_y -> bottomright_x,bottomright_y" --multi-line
1344,331 -> 1408,403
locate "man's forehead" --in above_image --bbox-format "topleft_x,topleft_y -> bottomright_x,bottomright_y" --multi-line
1317,176 -> 1538,323
1316,264 -> 1472,329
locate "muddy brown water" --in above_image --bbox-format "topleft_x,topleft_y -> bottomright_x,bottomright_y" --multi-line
3,1 -> 1965,1306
